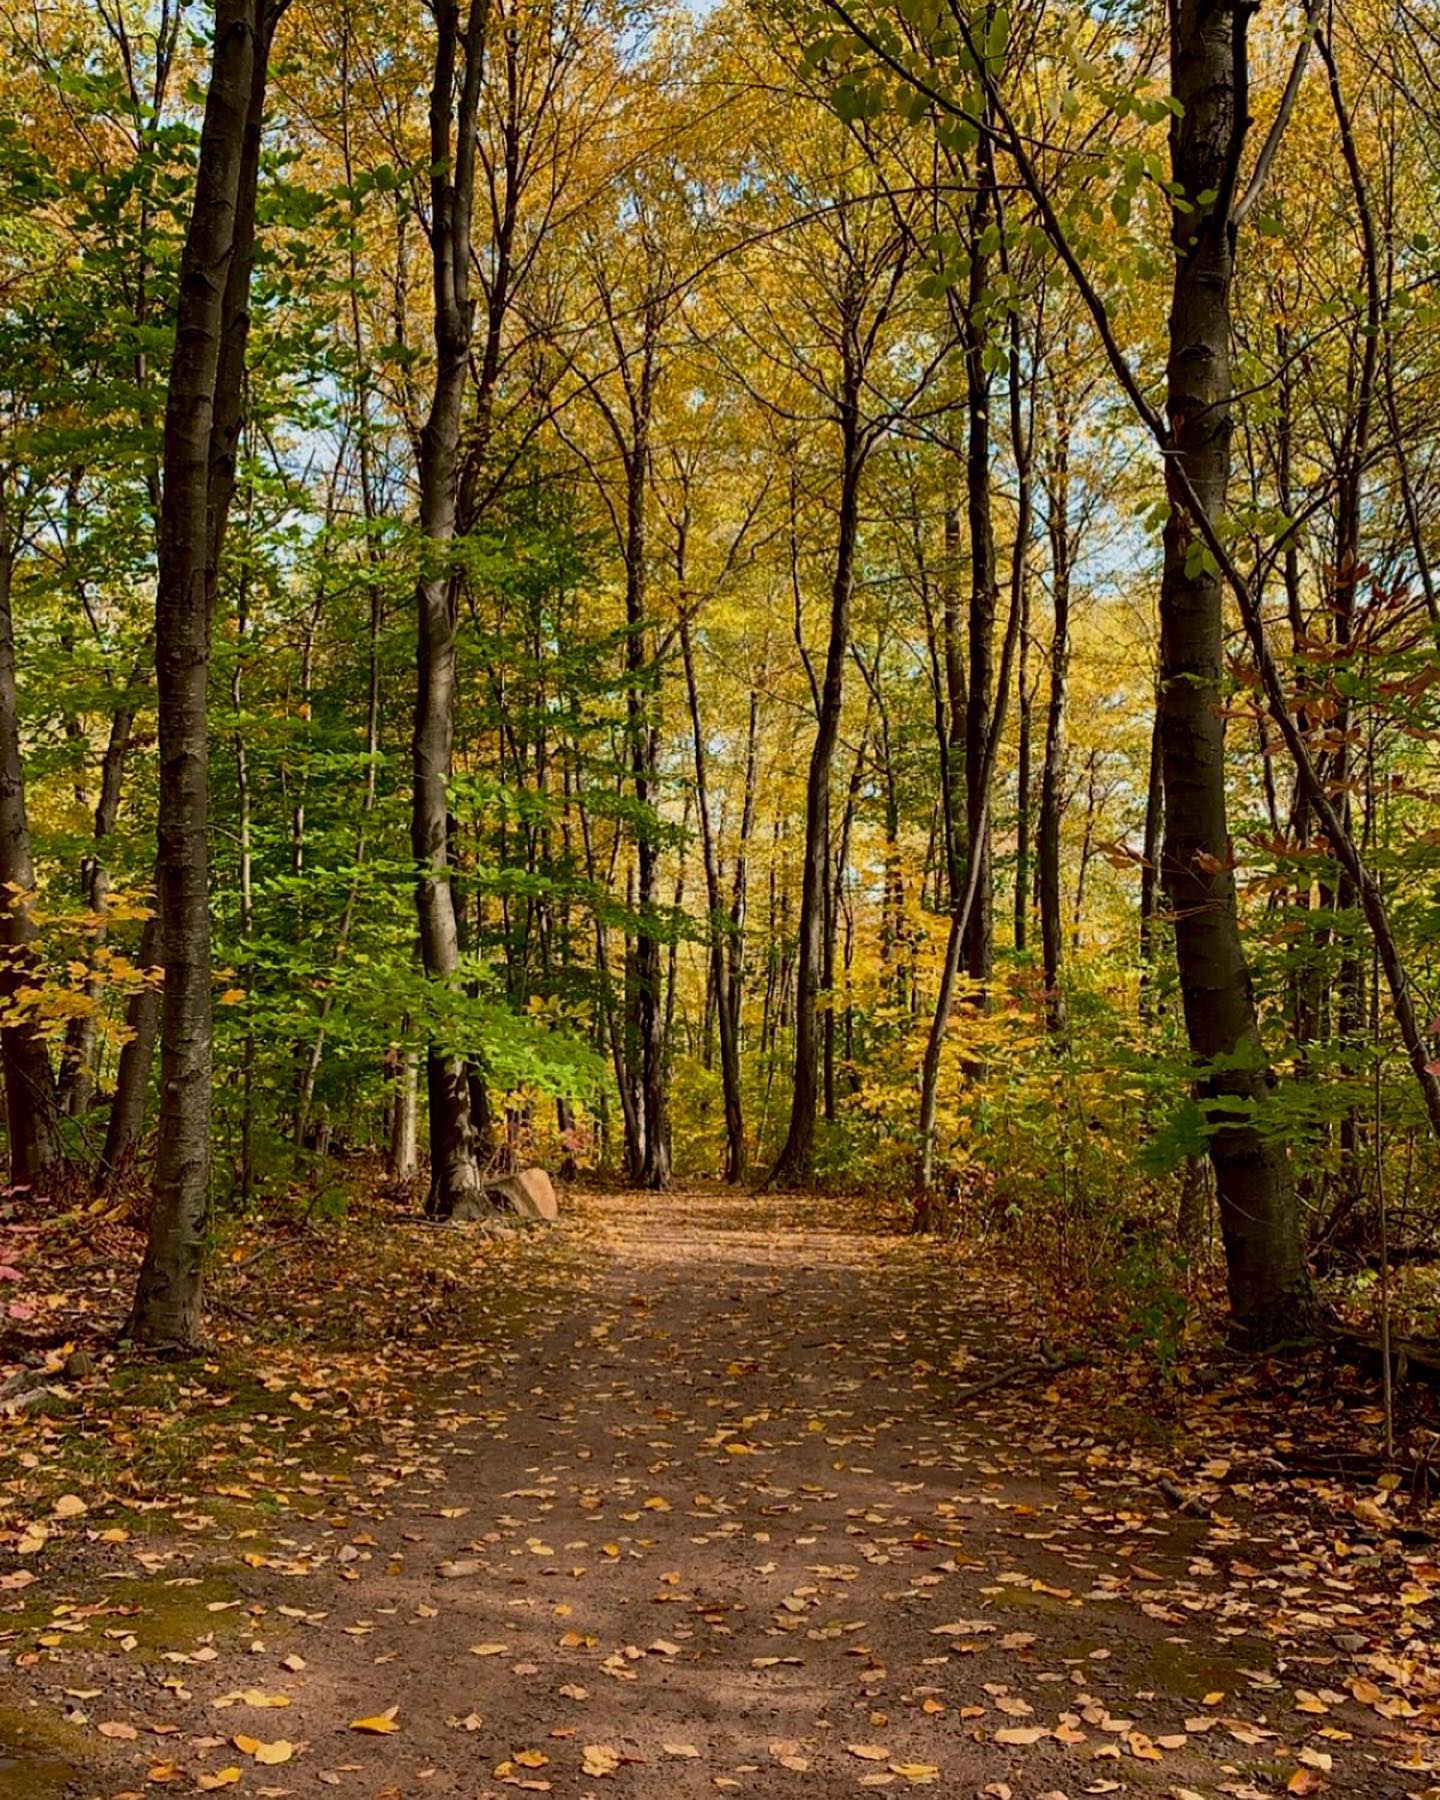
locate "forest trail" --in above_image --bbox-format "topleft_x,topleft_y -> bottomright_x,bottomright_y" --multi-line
12,1190 -> 1426,1800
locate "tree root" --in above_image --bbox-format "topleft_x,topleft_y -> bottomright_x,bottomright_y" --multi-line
950,1338 -> 1082,1402
1324,1323 -> 1440,1387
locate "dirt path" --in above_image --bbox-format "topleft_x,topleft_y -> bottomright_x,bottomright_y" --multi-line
6,1189 -> 1434,1799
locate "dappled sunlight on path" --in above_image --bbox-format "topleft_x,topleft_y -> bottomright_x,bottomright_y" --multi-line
4,1187 -> 1429,1799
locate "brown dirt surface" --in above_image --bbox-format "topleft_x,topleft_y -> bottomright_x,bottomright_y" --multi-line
3,1187 -> 1439,1800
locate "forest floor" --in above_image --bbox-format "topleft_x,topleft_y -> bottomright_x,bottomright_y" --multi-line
4,1186 -> 1440,1800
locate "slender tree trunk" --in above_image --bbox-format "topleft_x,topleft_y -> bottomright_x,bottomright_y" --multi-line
770,342 -> 864,1187
661,791 -> 690,1167
1319,31 -> 1379,1224
916,354 -> 1028,1196
727,680 -> 761,1047
129,0 -> 274,1344
232,554 -> 256,1203
411,0 -> 489,1218
60,676 -> 143,1121
575,765 -> 643,1169
940,493 -> 966,904
622,863 -> 644,1176
825,713 -> 868,1121
390,1044 -> 419,1180
855,651 -> 906,1002
620,336 -> 669,1190
961,177 -> 997,986
101,909 -> 161,1184
681,611 -> 747,1182
1159,0 -> 1312,1341
1138,683 -> 1164,1000
0,530 -> 59,1186
1270,325 -> 1325,1055
1014,578 -> 1031,953
1039,420 -> 1071,1036
1072,749 -> 1099,948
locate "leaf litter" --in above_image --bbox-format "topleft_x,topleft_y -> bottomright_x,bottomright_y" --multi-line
2,1185 -> 1440,1796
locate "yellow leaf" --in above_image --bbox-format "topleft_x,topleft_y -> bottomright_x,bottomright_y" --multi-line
581,1745 -> 620,1777
197,1770 -> 243,1791
349,1712 -> 400,1735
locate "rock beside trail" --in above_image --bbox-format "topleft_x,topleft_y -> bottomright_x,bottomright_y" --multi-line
451,1166 -> 558,1225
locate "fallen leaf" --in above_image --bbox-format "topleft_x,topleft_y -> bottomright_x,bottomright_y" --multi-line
349,1712 -> 400,1736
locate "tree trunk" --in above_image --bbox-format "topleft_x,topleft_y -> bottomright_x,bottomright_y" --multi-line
961,172 -> 997,984
727,680 -> 760,1047
0,530 -> 59,1186
681,611 -> 747,1182
825,712 -> 868,1121
1013,575 -> 1031,953
576,775 -> 643,1173
411,0 -> 489,1219
856,650 -> 906,1003
1138,686 -> 1163,999
1159,0 -> 1312,1342
620,333 -> 669,1191
390,1045 -> 419,1181
60,683 -> 143,1121
769,342 -> 863,1187
232,554 -> 256,1204
916,339 -> 1029,1197
101,908 -> 161,1184
129,0 -> 274,1345
1039,418 -> 1071,1036
938,489 -> 967,915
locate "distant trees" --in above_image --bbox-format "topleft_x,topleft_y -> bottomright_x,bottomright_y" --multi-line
4,0 -> 1440,1350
